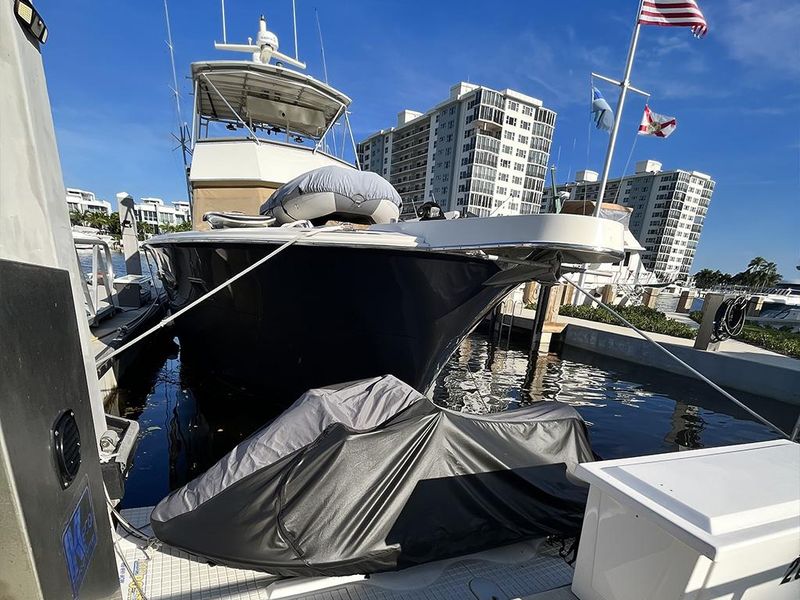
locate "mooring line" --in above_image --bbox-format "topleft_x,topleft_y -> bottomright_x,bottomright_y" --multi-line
98,226 -> 340,366
563,279 -> 790,439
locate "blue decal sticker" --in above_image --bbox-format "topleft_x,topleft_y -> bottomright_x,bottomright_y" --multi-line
62,484 -> 98,598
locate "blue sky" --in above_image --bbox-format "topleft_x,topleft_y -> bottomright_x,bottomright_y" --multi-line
43,1 -> 798,279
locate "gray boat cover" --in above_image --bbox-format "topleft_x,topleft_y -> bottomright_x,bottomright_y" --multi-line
150,375 -> 594,576
259,165 -> 401,214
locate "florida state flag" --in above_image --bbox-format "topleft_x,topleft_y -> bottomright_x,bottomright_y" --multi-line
638,105 -> 677,138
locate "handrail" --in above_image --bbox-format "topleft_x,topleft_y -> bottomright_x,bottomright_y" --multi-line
74,234 -> 118,325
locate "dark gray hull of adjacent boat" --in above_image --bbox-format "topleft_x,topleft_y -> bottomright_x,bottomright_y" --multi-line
150,242 -> 511,402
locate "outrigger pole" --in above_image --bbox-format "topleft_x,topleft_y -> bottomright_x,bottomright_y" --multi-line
592,0 -> 650,217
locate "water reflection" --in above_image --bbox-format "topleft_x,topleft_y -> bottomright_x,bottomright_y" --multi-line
114,336 -> 288,508
432,332 -> 788,461
117,330 -> 789,508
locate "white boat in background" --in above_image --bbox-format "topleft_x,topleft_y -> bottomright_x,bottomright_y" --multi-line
557,200 -> 663,305
72,225 -> 116,249
749,287 -> 800,332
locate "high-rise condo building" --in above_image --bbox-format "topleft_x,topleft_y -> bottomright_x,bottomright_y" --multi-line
357,82 -> 556,218
542,160 -> 715,280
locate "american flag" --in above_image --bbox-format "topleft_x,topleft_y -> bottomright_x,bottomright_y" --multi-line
638,0 -> 708,37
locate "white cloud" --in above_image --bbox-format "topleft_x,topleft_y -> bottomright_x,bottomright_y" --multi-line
497,31 -> 620,108
712,0 -> 800,77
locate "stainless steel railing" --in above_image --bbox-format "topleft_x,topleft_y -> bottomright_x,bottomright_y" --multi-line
73,234 -> 119,325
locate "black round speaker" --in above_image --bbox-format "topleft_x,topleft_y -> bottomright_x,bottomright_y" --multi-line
52,409 -> 81,488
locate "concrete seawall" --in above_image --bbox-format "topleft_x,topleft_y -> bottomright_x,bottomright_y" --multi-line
561,320 -> 800,406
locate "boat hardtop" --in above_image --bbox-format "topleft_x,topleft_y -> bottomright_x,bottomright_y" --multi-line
192,60 -> 351,140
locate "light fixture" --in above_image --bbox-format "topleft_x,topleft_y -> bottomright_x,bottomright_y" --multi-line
15,0 -> 48,44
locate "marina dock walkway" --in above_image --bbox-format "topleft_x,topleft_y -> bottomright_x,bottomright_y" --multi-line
116,507 -> 574,599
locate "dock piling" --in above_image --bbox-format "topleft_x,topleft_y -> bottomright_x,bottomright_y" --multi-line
693,292 -> 725,351
117,192 -> 142,276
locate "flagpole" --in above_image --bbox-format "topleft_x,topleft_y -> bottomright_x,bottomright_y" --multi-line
593,0 -> 645,217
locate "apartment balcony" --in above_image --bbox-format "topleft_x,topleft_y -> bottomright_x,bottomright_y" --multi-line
392,172 -> 428,186
395,136 -> 430,154
390,155 -> 428,172
475,133 -> 501,152
475,106 -> 503,132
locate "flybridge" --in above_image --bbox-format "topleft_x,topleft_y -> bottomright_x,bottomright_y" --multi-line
189,12 -> 358,158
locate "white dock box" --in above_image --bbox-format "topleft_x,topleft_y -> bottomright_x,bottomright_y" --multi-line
571,440 -> 800,600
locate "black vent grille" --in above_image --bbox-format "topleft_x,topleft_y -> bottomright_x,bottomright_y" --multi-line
53,410 -> 81,487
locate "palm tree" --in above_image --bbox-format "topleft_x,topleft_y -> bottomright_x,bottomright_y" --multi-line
69,210 -> 85,226
692,268 -> 719,290
758,261 -> 781,288
82,210 -> 107,231
738,256 -> 782,289
137,222 -> 154,241
107,212 -> 121,236
745,256 -> 767,275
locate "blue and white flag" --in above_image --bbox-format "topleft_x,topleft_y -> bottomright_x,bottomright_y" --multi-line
591,87 -> 614,132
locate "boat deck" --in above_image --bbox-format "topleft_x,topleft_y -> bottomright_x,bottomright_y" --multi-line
116,507 -> 575,600
89,298 -> 167,402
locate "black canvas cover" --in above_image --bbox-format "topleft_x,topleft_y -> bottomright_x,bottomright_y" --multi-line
151,375 -> 593,576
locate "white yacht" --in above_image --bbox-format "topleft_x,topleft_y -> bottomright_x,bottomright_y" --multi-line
146,14 -> 628,402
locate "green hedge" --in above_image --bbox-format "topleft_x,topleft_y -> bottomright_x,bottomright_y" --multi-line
688,310 -> 800,358
737,325 -> 800,359
559,304 -> 697,339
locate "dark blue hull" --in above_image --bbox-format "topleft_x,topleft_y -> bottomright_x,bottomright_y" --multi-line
151,242 -> 511,403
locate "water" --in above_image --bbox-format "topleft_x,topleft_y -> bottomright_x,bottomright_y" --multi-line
655,292 -> 704,314
76,248 -> 156,279
113,330 -> 793,509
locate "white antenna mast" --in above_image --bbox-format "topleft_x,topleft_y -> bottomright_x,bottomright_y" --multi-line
163,0 -> 191,198
315,8 -> 334,155
292,0 -> 299,61
221,0 -> 227,43
164,0 -> 181,124
163,2 -> 188,158
315,8 -> 329,84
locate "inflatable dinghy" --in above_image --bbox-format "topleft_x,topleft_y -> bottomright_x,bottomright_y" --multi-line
202,212 -> 276,229
260,165 -> 401,225
151,375 -> 594,576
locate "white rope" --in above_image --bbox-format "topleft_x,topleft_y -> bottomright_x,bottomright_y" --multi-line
563,278 -> 790,439
611,133 -> 639,205
98,227 -> 338,366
